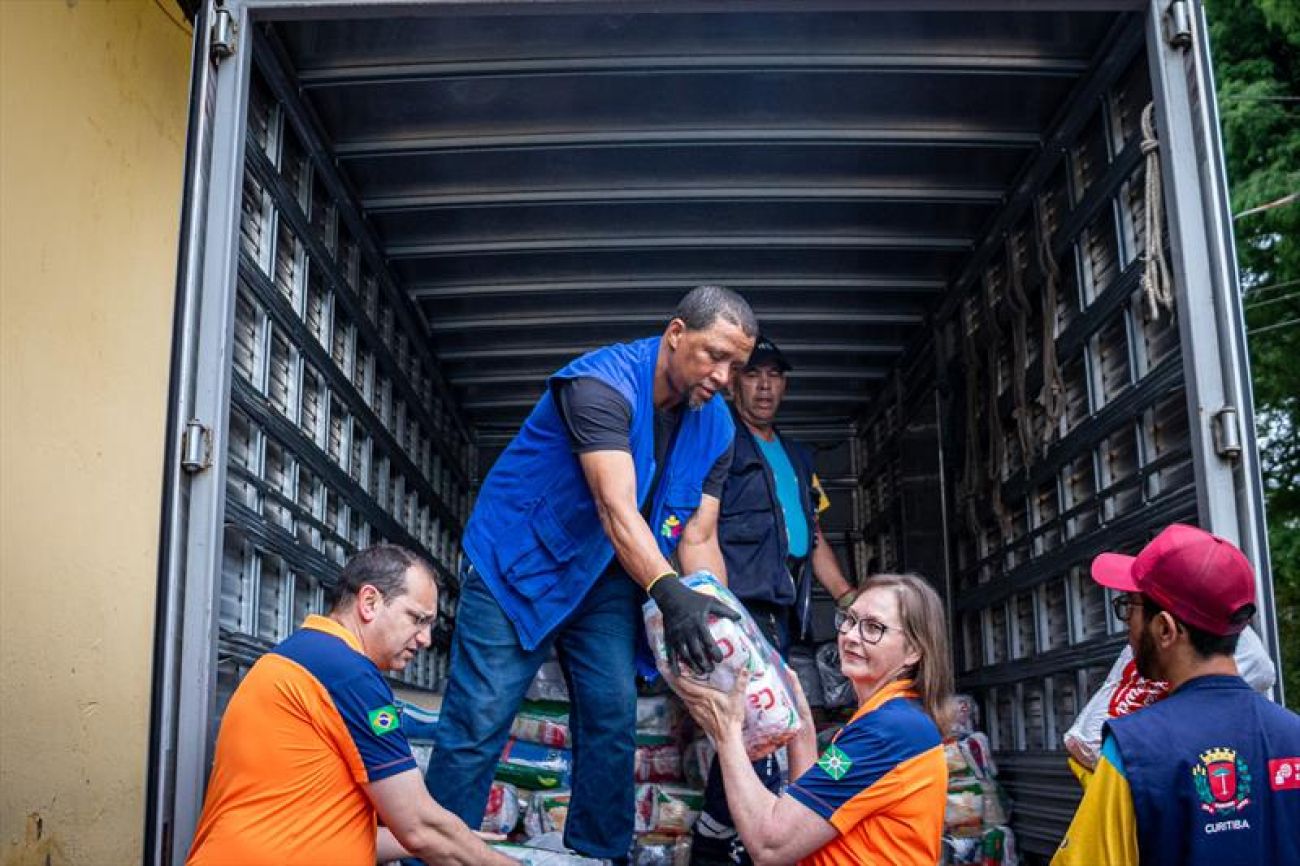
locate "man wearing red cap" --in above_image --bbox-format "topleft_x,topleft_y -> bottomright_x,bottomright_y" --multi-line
1053,524 -> 1300,866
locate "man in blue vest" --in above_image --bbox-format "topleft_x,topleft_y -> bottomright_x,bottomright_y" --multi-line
692,336 -> 857,866
422,286 -> 757,863
1053,523 -> 1300,866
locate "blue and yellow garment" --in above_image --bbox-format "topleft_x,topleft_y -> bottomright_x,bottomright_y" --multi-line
1054,674 -> 1300,866
787,680 -> 948,866
463,336 -> 734,650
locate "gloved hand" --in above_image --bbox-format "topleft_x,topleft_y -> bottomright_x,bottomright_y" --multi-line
649,571 -> 741,676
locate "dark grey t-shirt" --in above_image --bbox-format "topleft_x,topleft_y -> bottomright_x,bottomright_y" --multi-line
553,376 -> 730,500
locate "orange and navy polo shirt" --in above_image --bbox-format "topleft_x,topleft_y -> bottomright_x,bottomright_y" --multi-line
187,615 -> 416,866
788,679 -> 948,866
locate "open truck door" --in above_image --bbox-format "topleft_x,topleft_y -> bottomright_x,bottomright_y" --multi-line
149,3 -> 1278,862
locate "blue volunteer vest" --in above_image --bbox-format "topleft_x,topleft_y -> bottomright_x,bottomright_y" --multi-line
462,337 -> 735,650
717,416 -> 818,630
1105,674 -> 1300,866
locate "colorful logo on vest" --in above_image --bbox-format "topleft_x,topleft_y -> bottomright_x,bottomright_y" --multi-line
818,744 -> 853,781
1193,747 -> 1252,814
660,514 -> 682,541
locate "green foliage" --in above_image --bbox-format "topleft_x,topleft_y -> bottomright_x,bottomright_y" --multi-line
1206,0 -> 1300,706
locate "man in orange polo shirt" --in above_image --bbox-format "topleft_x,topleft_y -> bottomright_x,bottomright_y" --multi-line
187,544 -> 514,866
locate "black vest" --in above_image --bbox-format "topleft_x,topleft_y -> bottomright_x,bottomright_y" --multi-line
717,416 -> 818,629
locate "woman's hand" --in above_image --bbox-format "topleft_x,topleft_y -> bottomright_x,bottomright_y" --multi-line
673,667 -> 751,744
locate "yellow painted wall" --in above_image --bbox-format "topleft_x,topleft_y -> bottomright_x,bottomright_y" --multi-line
0,1 -> 192,863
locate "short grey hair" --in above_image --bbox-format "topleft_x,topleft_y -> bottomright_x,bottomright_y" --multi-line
672,285 -> 758,338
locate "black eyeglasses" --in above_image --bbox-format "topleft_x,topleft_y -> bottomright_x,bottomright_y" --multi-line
834,610 -> 894,645
1110,593 -> 1136,623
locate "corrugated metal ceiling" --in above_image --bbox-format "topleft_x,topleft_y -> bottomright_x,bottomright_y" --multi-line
270,5 -> 1120,437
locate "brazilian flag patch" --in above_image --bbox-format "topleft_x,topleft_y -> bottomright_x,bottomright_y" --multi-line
368,704 -> 400,736
818,743 -> 853,780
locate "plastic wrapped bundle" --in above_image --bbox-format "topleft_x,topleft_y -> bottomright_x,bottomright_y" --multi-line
526,660 -> 570,703
636,695 -> 680,745
681,737 -> 715,789
643,573 -> 803,760
958,733 -> 997,781
493,834 -> 602,866
944,782 -> 985,837
634,784 -> 660,834
815,642 -> 855,709
649,785 -> 705,836
495,738 -> 571,790
524,790 -> 570,838
635,742 -> 684,783
980,824 -> 1019,866
947,694 -> 980,738
631,836 -> 692,866
512,702 -> 572,749
943,739 -> 970,778
482,781 -> 523,835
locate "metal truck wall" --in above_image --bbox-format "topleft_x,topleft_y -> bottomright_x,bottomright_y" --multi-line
217,43 -> 476,708
855,28 -> 1215,857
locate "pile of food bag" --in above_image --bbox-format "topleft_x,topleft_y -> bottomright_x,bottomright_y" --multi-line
403,650 -> 708,863
1063,626 -> 1275,770
643,572 -> 804,760
941,695 -> 1018,866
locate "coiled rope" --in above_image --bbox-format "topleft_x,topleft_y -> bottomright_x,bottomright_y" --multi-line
1033,194 -> 1067,454
1141,103 -> 1175,319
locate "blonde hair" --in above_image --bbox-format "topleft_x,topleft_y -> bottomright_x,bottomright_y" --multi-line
860,572 -> 955,733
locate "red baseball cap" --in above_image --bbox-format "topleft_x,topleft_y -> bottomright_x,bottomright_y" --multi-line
1091,523 -> 1256,636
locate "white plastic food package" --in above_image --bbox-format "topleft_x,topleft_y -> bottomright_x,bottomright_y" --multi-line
643,573 -> 803,760
482,781 -> 523,835
1063,626 -> 1275,769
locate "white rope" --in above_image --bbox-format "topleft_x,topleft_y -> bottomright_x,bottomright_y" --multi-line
980,273 -> 1013,542
1033,194 -> 1067,453
1004,233 -> 1035,469
959,306 -> 984,542
1141,103 -> 1175,319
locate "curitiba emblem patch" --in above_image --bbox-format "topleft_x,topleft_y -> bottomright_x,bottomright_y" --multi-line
818,744 -> 853,781
368,704 -> 401,736
1193,747 -> 1252,815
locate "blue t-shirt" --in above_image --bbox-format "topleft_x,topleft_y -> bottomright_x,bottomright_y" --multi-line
756,434 -> 809,557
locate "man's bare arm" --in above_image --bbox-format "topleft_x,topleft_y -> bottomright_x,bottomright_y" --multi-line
578,449 -> 676,587
678,494 -> 727,583
366,769 -> 514,866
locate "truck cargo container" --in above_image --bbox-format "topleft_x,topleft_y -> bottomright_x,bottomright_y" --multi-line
147,1 -> 1281,862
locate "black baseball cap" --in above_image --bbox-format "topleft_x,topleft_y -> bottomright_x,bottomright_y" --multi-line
744,336 -> 793,372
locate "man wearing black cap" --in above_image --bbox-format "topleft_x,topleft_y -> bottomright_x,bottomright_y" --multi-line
1053,524 -> 1300,866
691,336 -> 856,866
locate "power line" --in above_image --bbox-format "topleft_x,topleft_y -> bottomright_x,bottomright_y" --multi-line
1248,317 -> 1300,337
1242,278 -> 1300,297
1245,291 -> 1300,311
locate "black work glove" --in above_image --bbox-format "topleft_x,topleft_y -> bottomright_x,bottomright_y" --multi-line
649,572 -> 741,676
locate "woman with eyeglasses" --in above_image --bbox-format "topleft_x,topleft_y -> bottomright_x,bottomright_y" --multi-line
673,573 -> 953,865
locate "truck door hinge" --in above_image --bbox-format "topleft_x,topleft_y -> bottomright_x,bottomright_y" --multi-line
181,420 -> 213,474
1165,1 -> 1193,50
210,8 -> 237,62
1212,406 -> 1242,460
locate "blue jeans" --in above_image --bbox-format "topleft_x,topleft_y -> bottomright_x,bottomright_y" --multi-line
423,559 -> 640,860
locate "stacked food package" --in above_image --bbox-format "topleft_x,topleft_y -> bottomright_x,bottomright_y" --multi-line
398,659 -> 708,864
940,695 -> 1018,866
